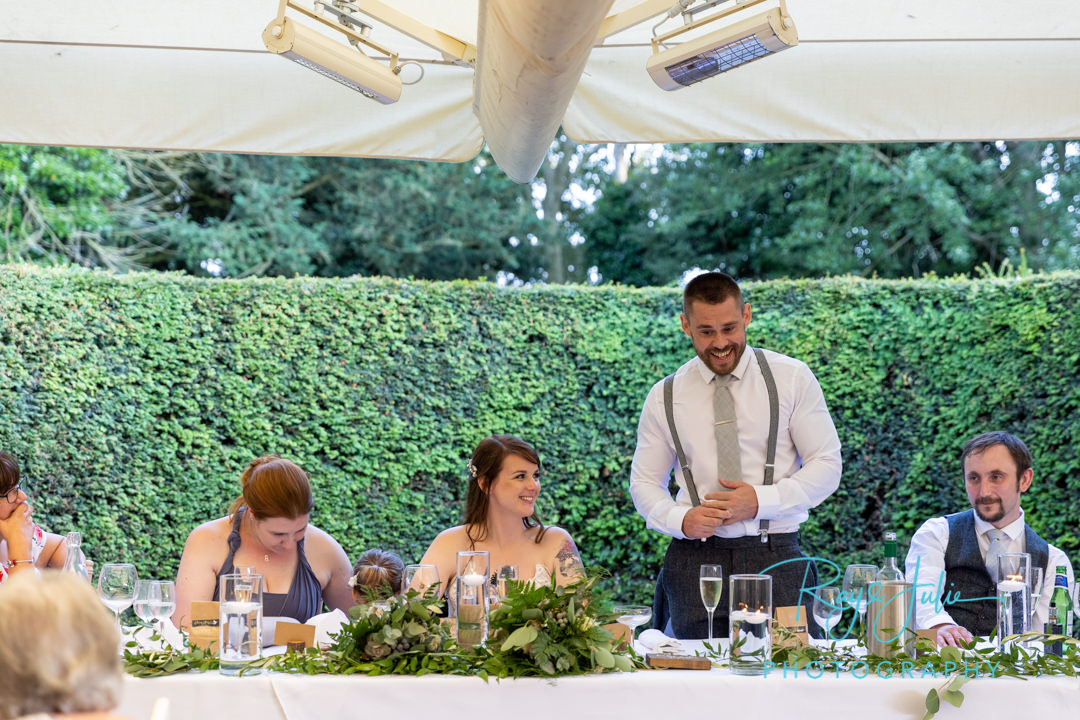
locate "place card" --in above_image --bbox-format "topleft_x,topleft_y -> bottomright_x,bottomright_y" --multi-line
274,620 -> 316,648
773,606 -> 810,648
915,629 -> 939,656
603,621 -> 631,648
188,601 -> 219,652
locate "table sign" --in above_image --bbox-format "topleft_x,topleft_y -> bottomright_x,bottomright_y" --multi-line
729,574 -> 772,676
188,600 -> 220,652
773,605 -> 810,648
603,621 -> 631,648
914,628 -> 938,655
274,620 -> 316,649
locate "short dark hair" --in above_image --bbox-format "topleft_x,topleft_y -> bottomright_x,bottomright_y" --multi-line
683,272 -> 743,316
961,431 -> 1032,479
0,452 -> 19,495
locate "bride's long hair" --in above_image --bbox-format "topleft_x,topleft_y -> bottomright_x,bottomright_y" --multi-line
463,434 -> 547,548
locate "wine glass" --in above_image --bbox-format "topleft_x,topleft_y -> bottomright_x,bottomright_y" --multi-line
699,564 -> 723,642
133,579 -> 177,639
495,565 -> 518,602
812,586 -> 844,640
1028,566 -> 1043,624
97,563 -> 138,631
842,564 -> 877,635
404,564 -> 440,597
612,604 -> 652,647
133,580 -> 156,627
149,580 -> 177,637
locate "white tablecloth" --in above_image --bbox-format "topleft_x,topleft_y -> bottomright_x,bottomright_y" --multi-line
117,641 -> 1080,720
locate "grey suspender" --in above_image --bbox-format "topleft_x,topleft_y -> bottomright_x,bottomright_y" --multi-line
662,347 -> 779,542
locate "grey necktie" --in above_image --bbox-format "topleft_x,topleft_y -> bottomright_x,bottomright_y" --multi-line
985,529 -> 1008,582
713,374 -> 742,490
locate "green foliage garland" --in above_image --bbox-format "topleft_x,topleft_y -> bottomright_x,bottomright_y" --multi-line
123,575 -> 638,679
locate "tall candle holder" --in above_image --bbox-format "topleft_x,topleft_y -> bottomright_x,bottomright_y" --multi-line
996,552 -> 1031,646
455,551 -> 490,649
729,574 -> 772,676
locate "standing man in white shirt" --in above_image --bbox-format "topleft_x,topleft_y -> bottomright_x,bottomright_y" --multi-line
905,431 -> 1073,647
629,272 -> 843,639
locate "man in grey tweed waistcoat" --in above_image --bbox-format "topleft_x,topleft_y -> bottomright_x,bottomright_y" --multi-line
905,431 -> 1072,647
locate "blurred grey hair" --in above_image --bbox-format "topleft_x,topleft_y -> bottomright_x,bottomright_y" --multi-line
0,571 -> 122,719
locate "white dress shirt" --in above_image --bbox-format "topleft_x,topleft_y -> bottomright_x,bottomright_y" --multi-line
629,348 -> 843,540
904,507 -> 1074,629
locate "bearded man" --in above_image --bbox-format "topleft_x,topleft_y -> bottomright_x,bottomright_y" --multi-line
629,271 -> 842,639
905,431 -> 1073,646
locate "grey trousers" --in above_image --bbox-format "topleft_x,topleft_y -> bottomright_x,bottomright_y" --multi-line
654,533 -> 820,639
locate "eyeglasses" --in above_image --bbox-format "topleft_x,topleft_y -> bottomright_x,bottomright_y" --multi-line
3,484 -> 21,504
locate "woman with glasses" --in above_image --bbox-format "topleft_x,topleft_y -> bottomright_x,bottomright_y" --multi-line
0,452 -> 67,583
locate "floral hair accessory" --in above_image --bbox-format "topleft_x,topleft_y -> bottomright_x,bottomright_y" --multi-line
467,461 -> 478,479
347,573 -> 360,588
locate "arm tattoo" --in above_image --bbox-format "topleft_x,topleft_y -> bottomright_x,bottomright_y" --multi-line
556,538 -> 585,579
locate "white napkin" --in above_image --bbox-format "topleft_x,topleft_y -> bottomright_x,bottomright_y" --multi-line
308,608 -> 349,648
638,629 -> 684,653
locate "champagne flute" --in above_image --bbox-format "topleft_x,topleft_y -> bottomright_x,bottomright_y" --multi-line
842,564 -> 877,636
699,564 -> 723,642
98,563 -> 138,632
812,586 -> 843,640
1028,566 -> 1043,624
612,604 -> 652,647
404,564 -> 440,597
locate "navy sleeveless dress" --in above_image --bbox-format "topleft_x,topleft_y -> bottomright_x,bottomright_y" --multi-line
211,508 -> 324,622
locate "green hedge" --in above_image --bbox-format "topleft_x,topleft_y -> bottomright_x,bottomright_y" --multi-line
1,265 -> 1078,603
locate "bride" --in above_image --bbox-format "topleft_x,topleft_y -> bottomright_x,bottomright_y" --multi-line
420,435 -> 584,592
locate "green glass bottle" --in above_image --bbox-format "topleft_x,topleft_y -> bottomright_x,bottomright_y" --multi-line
1046,565 -> 1073,655
874,532 -> 904,583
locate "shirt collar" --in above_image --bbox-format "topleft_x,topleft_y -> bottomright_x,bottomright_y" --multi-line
692,345 -> 754,384
974,506 -> 1026,540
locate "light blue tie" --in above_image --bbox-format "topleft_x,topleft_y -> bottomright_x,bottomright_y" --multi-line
713,374 -> 741,490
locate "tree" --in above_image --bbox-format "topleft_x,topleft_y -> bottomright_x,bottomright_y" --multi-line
0,145 -> 170,270
576,142 -> 1080,284
116,150 -> 546,281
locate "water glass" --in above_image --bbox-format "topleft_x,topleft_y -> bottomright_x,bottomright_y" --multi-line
494,564 -> 518,603
699,564 -> 723,642
996,553 -> 1030,643
1028,566 -> 1043,623
729,574 -> 772,676
404,564 -> 440,597
219,573 -> 263,676
455,551 -> 490,649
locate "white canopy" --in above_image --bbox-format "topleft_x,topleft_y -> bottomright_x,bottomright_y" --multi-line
2,0 -> 1079,182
